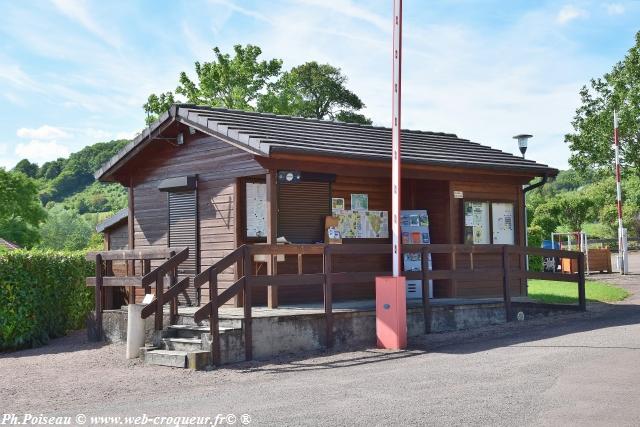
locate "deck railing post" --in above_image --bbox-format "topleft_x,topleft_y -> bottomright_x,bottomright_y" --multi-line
155,270 -> 164,331
94,253 -> 103,341
578,252 -> 586,311
502,245 -> 513,322
421,247 -> 432,334
243,246 -> 253,361
168,251 -> 177,325
209,267 -> 221,366
323,245 -> 333,348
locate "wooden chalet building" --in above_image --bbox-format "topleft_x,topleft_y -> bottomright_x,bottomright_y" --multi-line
95,104 -> 557,309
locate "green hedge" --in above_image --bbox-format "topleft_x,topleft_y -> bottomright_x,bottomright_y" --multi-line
0,250 -> 94,351
527,225 -> 544,272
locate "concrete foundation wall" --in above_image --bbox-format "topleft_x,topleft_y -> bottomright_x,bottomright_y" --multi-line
99,302 -> 571,365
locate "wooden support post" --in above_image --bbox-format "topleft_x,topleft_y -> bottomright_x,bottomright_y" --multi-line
243,247 -> 253,361
421,247 -> 432,334
93,254 -> 103,341
502,245 -> 513,322
127,181 -> 136,303
143,260 -> 151,294
168,251 -> 177,325
578,252 -> 586,311
266,171 -> 278,308
323,246 -> 333,348
209,268 -> 221,366
155,271 -> 164,331
451,246 -> 457,297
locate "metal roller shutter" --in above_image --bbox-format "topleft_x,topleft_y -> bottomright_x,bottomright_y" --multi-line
168,190 -> 199,306
278,182 -> 331,243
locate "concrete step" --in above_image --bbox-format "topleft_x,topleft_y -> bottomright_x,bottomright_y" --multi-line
161,337 -> 204,352
144,349 -> 211,370
166,324 -> 241,339
144,349 -> 188,368
176,316 -> 242,329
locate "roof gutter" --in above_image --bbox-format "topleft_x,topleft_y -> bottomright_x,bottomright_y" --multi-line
523,173 -> 549,193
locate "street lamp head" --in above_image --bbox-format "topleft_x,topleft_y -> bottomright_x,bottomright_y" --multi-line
513,134 -> 533,157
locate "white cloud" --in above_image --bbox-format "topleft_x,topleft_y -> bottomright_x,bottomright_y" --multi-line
16,125 -> 70,140
50,0 -> 121,47
606,3 -> 625,15
556,5 -> 589,24
15,140 -> 70,163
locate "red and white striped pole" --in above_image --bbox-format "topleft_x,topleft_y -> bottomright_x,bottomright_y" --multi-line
391,0 -> 402,276
614,110 -> 627,274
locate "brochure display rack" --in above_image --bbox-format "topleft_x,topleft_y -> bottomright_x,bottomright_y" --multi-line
400,210 -> 432,299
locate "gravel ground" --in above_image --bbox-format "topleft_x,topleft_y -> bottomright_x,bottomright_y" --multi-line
2,256 -> 640,426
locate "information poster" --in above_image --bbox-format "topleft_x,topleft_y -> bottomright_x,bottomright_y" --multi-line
464,201 -> 490,244
350,194 -> 369,211
331,198 -> 345,215
336,210 -> 389,238
491,202 -> 515,244
246,182 -> 266,237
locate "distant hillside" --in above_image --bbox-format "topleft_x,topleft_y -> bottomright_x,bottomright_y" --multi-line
12,140 -> 129,214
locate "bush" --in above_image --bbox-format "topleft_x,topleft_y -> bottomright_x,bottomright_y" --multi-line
0,250 -> 94,351
527,225 -> 544,272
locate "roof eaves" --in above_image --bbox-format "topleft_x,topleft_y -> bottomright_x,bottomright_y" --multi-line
94,107 -> 177,181
95,208 -> 129,233
268,145 -> 558,177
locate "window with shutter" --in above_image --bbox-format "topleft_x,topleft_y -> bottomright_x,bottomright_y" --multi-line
168,190 -> 199,305
278,181 -> 331,243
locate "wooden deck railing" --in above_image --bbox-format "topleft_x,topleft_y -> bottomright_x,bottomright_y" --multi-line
193,243 -> 586,366
86,247 -> 189,340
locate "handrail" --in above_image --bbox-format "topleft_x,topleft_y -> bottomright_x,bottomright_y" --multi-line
86,247 -> 183,261
141,247 -> 189,287
194,245 -> 245,288
86,247 -> 191,341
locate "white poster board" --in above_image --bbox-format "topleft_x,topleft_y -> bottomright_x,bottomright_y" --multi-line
464,201 -> 490,244
491,202 -> 515,245
246,182 -> 266,237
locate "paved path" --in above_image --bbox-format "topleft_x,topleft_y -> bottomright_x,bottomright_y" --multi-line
3,263 -> 640,426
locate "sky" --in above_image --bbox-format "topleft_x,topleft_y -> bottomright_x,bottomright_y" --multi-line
0,0 -> 639,171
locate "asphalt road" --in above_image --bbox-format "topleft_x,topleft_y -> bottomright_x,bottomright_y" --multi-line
4,259 -> 640,426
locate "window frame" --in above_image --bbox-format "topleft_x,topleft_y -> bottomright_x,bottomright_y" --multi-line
462,199 -> 517,245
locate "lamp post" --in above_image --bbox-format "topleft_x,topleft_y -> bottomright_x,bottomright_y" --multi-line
513,134 -> 533,159
515,134 -> 533,269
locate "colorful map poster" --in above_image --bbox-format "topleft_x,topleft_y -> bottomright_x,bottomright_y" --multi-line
336,210 -> 389,238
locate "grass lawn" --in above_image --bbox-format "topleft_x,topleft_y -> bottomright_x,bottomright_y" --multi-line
528,279 -> 630,304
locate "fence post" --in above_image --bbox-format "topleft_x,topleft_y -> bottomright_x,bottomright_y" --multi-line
209,268 -> 221,366
323,245 -> 334,348
578,252 -> 586,311
94,254 -> 103,341
502,245 -> 513,322
243,246 -> 253,361
421,247 -> 432,334
155,270 -> 164,331
168,251 -> 177,325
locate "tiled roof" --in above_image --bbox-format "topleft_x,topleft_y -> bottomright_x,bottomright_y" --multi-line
96,104 -> 557,180
95,208 -> 128,233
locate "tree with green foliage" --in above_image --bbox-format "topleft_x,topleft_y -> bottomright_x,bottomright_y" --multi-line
144,45 -> 372,125
566,31 -> 640,175
530,192 -> 595,238
258,61 -> 371,124
176,44 -> 282,111
12,159 -> 39,178
39,139 -> 128,204
143,92 -> 175,125
0,169 -> 47,247
37,158 -> 67,180
38,205 -> 93,251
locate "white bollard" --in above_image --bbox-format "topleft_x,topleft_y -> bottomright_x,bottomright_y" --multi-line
126,303 -> 146,359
